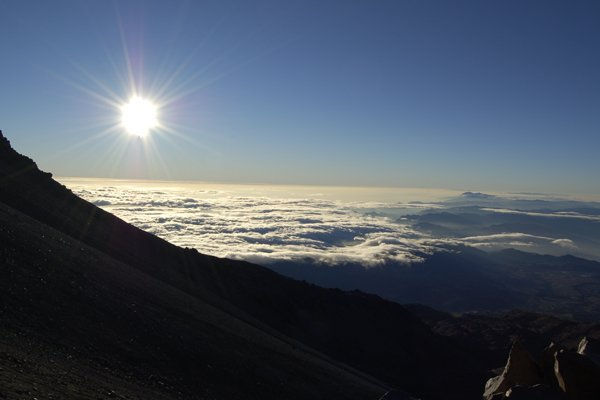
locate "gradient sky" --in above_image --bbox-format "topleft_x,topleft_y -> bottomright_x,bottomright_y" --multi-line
1,0 -> 599,194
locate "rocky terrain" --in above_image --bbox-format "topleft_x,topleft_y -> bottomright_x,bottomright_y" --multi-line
406,306 -> 600,399
482,337 -> 600,399
406,306 -> 600,366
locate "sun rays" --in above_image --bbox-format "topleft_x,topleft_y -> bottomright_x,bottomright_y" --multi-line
35,0 -> 285,182
41,4 -> 233,180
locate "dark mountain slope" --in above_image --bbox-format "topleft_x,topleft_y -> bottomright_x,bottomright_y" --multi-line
0,201 -> 384,400
0,130 -> 486,399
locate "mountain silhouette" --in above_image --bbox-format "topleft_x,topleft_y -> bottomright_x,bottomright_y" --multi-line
0,129 -> 490,399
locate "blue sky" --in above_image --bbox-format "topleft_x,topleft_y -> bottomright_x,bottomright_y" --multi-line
1,0 -> 599,194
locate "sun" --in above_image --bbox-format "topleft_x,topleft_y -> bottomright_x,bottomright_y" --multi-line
120,96 -> 158,137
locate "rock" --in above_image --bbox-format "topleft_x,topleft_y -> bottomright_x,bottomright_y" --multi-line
485,376 -> 506,399
378,390 -> 420,400
540,342 -> 561,389
554,349 -> 600,400
504,384 -> 564,399
483,341 -> 543,400
577,337 -> 600,366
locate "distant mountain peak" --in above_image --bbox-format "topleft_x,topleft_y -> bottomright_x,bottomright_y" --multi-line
0,130 -> 50,180
0,129 -> 9,147
460,191 -> 496,200
1,130 -> 18,153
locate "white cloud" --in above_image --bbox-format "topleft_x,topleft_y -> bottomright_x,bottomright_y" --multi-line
461,232 -> 556,242
481,208 -> 600,221
455,232 -> 578,253
551,238 -> 578,249
64,182 -> 587,266
67,183 -> 441,266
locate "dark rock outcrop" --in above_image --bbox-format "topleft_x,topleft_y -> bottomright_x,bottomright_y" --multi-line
378,389 -> 421,399
483,341 -> 542,399
483,338 -> 600,400
577,337 -> 600,366
554,349 -> 600,400
540,342 -> 562,390
504,384 -> 563,399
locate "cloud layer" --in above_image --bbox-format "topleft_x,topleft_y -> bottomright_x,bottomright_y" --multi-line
63,181 -> 592,266
459,233 -> 578,252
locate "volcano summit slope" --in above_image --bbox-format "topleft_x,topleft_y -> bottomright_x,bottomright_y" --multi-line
0,131 -> 489,399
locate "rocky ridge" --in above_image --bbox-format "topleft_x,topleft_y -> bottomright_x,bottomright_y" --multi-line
483,337 -> 600,399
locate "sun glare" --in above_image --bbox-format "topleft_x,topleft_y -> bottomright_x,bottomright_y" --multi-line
120,96 -> 158,137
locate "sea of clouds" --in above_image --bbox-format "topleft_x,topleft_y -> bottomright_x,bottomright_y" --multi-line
60,179 -> 600,266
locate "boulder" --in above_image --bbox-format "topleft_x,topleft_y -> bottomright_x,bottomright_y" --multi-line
577,337 -> 600,366
540,342 -> 561,389
483,341 -> 543,399
504,384 -> 564,399
554,349 -> 600,400
378,390 -> 420,400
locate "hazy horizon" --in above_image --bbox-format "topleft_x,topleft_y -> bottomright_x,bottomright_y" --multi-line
57,176 -> 600,203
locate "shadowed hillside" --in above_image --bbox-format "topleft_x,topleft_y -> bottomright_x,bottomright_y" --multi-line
268,247 -> 600,322
0,200 -> 385,400
0,130 -> 489,399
